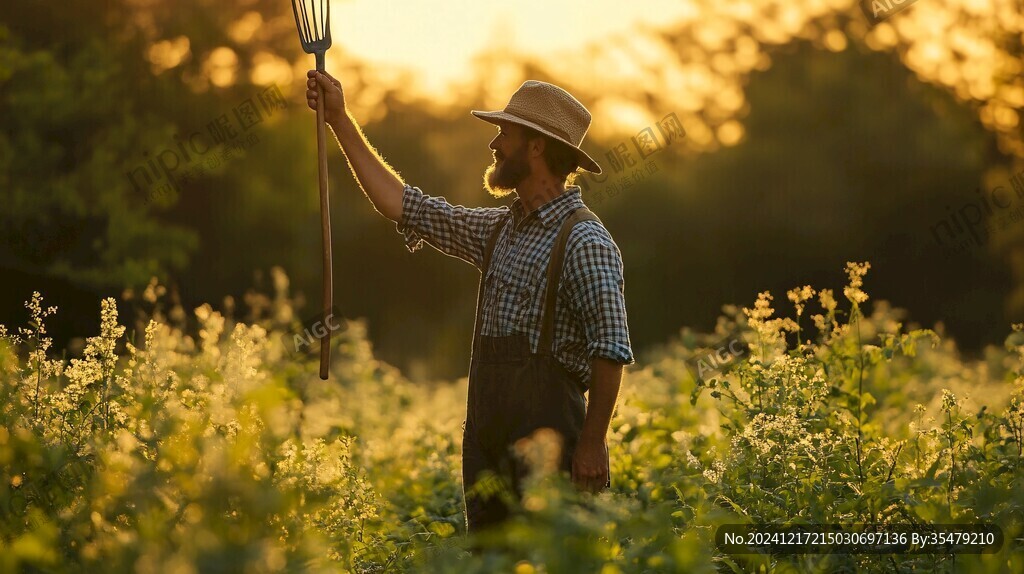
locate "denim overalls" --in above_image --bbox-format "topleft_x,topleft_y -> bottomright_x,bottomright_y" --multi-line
461,206 -> 611,534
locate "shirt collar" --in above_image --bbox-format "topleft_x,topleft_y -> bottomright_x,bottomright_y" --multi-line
510,186 -> 585,229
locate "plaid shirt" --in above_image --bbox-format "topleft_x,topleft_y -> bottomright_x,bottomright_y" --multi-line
396,184 -> 635,385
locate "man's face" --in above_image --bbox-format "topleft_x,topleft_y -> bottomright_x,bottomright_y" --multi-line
483,121 -> 532,199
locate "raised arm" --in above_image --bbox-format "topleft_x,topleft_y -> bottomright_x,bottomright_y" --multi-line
306,69 -> 507,270
306,69 -> 404,222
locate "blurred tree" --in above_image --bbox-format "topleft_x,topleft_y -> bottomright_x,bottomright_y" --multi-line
0,0 -> 310,330
2,0 -> 1022,382
602,40 -> 1012,360
0,17 -> 197,288
0,0 -> 305,288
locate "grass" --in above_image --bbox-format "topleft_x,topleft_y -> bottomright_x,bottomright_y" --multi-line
1,263 -> 1022,573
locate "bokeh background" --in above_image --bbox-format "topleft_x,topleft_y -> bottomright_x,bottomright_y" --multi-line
2,0 -> 1023,381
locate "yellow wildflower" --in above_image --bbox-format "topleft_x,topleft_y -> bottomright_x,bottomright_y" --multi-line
843,261 -> 872,305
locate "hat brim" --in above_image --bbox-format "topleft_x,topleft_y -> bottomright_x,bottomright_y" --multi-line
471,110 -> 602,175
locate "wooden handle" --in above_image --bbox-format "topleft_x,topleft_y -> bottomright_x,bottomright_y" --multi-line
316,80 -> 333,380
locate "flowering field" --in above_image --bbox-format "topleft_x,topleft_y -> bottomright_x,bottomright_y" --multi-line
1,263 -> 1022,573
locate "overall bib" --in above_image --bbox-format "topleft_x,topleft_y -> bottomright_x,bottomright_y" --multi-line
462,206 -> 611,534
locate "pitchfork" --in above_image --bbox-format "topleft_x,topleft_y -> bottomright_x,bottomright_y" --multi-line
290,0 -> 334,380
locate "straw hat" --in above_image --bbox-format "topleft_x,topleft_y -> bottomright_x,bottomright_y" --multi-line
471,80 -> 602,174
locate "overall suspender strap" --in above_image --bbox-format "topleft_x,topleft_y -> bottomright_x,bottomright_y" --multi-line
471,218 -> 507,350
537,207 -> 602,356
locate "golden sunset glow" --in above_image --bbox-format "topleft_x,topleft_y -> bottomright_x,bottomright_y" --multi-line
331,0 -> 695,93
256,0 -> 1014,157
163,0 -> 1024,155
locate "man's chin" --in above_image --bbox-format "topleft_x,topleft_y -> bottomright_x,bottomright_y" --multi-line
486,184 -> 515,199
484,166 -> 515,198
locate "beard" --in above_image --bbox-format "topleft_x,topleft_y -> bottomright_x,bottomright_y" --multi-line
483,142 -> 531,199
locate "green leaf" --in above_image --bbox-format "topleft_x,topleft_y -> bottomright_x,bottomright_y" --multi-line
427,521 -> 455,538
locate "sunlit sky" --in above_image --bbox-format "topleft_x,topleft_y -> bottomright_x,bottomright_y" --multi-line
332,0 -> 695,94
316,0 -> 1023,157
176,0 -> 1024,156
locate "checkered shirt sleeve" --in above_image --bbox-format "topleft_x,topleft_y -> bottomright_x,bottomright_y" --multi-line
395,184 -> 507,270
563,226 -> 635,366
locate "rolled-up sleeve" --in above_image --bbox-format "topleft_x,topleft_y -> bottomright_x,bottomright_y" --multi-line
396,184 -> 509,270
563,228 -> 635,366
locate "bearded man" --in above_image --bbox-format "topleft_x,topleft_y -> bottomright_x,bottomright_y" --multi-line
306,70 -> 635,534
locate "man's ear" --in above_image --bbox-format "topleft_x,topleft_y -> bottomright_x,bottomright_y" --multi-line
527,134 -> 546,159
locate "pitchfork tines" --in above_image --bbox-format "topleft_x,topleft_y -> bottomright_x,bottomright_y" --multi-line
291,0 -> 332,70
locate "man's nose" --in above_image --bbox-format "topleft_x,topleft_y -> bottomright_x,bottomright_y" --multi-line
488,135 -> 499,151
